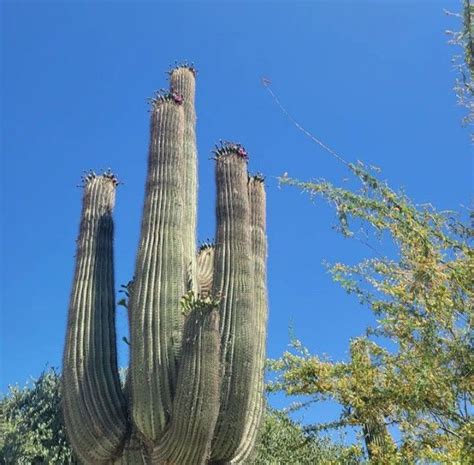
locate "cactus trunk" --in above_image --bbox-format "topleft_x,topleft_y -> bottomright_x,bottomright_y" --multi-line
63,65 -> 268,464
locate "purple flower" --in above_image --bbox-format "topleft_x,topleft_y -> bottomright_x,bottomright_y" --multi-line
237,147 -> 247,158
171,92 -> 184,104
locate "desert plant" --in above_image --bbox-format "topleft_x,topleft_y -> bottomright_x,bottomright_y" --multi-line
62,65 -> 268,464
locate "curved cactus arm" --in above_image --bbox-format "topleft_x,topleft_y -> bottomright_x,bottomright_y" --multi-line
231,175 -> 268,463
170,66 -> 198,294
62,174 -> 128,464
197,243 -> 215,298
151,296 -> 221,465
209,147 -> 257,462
129,99 -> 186,443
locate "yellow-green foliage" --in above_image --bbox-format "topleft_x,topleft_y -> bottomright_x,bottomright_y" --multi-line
447,0 -> 474,139
269,163 -> 473,463
252,409 -> 363,464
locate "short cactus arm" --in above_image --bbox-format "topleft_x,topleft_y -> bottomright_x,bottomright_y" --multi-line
152,298 -> 221,465
62,174 -> 128,464
129,99 -> 186,442
170,66 -> 198,293
231,175 -> 268,463
197,244 -> 215,297
210,149 -> 257,462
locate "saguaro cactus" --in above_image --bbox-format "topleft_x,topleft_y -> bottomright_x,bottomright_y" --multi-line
62,65 -> 268,465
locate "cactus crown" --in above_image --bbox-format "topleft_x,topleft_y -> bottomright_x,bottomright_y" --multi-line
80,169 -> 120,187
198,239 -> 215,251
213,140 -> 249,160
250,172 -> 265,183
180,290 -> 221,317
168,61 -> 197,77
148,88 -> 184,107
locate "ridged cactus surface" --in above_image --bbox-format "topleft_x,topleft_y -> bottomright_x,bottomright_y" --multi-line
62,65 -> 268,464
62,173 -> 128,465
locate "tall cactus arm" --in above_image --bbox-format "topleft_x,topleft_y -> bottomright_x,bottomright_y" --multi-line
62,173 -> 128,464
151,297 -> 221,465
209,145 -> 257,462
129,98 -> 186,443
231,175 -> 268,463
197,243 -> 215,298
170,65 -> 198,294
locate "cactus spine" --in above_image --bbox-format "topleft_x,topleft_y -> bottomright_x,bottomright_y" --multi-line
62,65 -> 268,464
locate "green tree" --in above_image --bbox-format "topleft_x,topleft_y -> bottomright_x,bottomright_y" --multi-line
266,4 -> 473,463
1,369 -> 356,464
252,408 -> 363,464
446,0 -> 474,139
0,369 -> 77,464
269,162 -> 473,462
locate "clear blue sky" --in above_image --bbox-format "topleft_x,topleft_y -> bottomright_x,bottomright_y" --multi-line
1,0 -> 471,430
